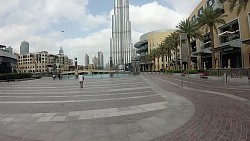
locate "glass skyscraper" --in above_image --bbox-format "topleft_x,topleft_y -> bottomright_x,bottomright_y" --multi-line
85,53 -> 89,67
110,0 -> 134,70
98,51 -> 104,68
20,41 -> 29,55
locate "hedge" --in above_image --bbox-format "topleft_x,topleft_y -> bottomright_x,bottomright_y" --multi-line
0,73 -> 32,80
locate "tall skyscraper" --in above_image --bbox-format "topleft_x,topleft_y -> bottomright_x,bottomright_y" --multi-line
85,53 -> 89,66
92,54 -> 97,66
20,41 -> 29,55
98,51 -> 104,68
59,47 -> 64,55
110,0 -> 134,70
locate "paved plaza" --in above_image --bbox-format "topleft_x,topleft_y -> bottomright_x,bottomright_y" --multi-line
0,74 -> 249,141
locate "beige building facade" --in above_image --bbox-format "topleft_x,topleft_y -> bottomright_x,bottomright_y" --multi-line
189,0 -> 250,69
135,29 -> 179,71
147,30 -> 177,71
18,51 -> 73,74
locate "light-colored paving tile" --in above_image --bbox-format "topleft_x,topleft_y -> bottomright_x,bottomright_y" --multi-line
93,109 -> 106,118
43,113 -> 56,117
68,111 -> 81,116
32,113 -> 44,117
79,114 -> 92,120
119,110 -> 133,116
51,116 -> 66,121
36,116 -> 53,122
2,117 -> 15,122
20,113 -> 33,117
110,124 -> 126,135
132,109 -> 145,114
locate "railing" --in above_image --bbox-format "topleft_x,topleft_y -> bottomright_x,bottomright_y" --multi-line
220,32 -> 240,44
208,68 -> 250,78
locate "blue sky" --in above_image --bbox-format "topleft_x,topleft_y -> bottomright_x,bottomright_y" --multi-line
0,0 -> 200,65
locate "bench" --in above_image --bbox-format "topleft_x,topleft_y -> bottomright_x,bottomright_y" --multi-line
199,72 -> 208,79
200,75 -> 208,79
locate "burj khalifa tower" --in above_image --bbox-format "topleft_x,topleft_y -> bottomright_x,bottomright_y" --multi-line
110,0 -> 134,70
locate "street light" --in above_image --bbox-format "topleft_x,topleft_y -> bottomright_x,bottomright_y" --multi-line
74,57 -> 78,79
179,33 -> 190,88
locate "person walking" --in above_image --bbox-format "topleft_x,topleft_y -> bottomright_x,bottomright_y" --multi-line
52,74 -> 56,81
78,74 -> 84,88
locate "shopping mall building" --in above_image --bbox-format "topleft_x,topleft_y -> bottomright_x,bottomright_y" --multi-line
189,0 -> 250,69
135,0 -> 250,71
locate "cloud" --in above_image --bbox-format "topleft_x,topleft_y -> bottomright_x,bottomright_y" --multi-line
130,1 -> 185,33
0,0 -> 110,64
164,0 -> 201,16
62,28 -> 111,65
0,0 -> 200,66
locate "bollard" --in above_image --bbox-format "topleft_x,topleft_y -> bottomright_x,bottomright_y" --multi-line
223,73 -> 227,83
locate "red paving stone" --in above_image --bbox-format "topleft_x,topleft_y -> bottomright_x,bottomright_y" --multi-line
146,74 -> 250,141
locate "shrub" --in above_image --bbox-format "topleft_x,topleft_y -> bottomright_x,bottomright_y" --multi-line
166,70 -> 182,73
189,70 -> 198,74
197,69 -> 209,73
0,73 -> 32,80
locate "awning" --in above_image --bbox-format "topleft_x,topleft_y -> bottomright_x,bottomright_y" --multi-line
215,39 -> 241,53
215,44 -> 241,54
242,38 -> 250,45
192,51 -> 211,56
134,40 -> 148,48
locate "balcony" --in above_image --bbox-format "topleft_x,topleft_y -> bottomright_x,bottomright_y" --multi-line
0,49 -> 18,60
212,1 -> 224,11
136,45 -> 148,54
134,40 -> 148,49
219,30 -> 241,48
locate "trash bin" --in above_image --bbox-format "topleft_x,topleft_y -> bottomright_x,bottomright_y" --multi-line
223,73 -> 227,83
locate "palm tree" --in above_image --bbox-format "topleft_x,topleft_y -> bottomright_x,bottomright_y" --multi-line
155,48 -> 161,71
176,19 -> 202,70
197,7 -> 227,69
158,42 -> 167,70
150,48 -> 158,71
141,56 -> 146,72
141,55 -> 150,71
144,54 -> 151,71
166,31 -> 180,70
225,0 -> 249,15
163,37 -> 174,70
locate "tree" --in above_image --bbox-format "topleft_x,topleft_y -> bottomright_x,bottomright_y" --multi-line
141,55 -> 150,71
176,19 -> 202,70
157,42 -> 167,70
162,37 -> 174,70
226,0 -> 249,15
150,48 -> 158,71
166,32 -> 180,70
155,48 -> 161,70
197,7 -> 227,69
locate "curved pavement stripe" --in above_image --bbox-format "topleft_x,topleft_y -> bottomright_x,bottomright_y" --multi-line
0,76 -> 195,141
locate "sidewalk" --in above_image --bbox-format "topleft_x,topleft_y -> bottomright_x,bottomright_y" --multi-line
143,74 -> 250,141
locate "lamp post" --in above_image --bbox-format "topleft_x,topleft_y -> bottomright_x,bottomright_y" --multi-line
74,57 -> 78,79
179,33 -> 190,87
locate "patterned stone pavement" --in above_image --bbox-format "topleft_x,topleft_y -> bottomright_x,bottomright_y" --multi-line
1,73 -> 249,141
0,75 -> 194,141
144,73 -> 250,141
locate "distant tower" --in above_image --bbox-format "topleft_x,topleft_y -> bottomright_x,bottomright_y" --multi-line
110,0 -> 134,70
85,53 -> 89,66
7,46 -> 13,53
59,47 -> 64,55
98,51 -> 104,68
20,41 -> 29,55
92,54 -> 97,66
